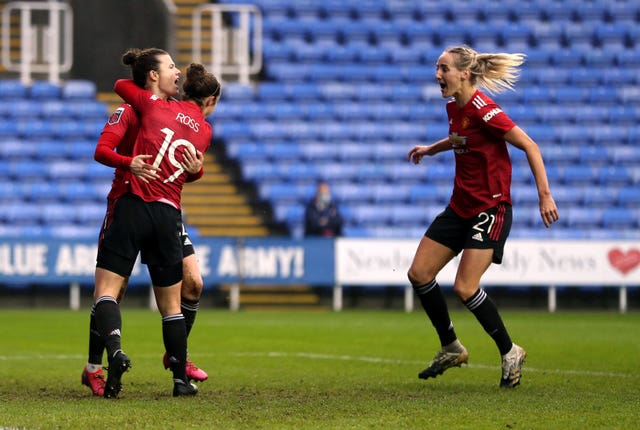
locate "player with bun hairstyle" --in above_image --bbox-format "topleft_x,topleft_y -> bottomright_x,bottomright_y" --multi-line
81,48 -> 210,398
407,45 -> 558,388
93,48 -> 220,397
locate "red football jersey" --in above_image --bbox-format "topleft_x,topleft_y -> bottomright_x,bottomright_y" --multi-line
114,79 -> 212,210
446,90 -> 516,218
95,103 -> 140,201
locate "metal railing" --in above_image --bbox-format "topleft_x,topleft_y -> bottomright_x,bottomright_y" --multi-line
192,3 -> 262,85
1,0 -> 73,85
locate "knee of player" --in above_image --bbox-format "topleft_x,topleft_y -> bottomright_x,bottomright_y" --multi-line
182,275 -> 204,297
407,266 -> 434,288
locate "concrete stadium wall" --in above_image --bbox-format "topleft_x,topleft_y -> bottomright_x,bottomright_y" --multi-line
69,0 -> 174,92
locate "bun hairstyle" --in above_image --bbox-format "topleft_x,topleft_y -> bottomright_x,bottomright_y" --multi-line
446,45 -> 525,94
121,47 -> 169,88
183,63 -> 221,106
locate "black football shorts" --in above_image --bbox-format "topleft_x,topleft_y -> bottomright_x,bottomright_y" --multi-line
97,193 -> 183,276
425,203 -> 512,264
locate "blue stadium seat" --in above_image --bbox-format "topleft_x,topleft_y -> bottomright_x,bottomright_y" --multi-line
551,186 -> 584,205
350,204 -> 392,225
598,166 -> 632,186
0,202 -> 41,224
268,142 -> 304,161
342,225 -> 370,237
29,81 -> 62,99
409,184 -> 447,204
316,162 -> 358,182
617,188 -> 640,208
50,224 -> 98,239
611,146 -> 640,165
221,83 -> 255,101
50,120 -> 88,140
267,63 -> 310,82
582,186 -> 618,208
325,44 -> 360,64
262,42 -> 296,62
76,203 -> 106,225
21,181 -> 62,201
41,100 -> 71,118
390,205 -> 428,226
310,20 -> 343,44
594,23 -> 629,48
260,182 -> 311,203
562,164 -> 598,186
85,163 -> 113,181
17,119 -> 51,139
616,51 -> 640,67
0,79 -> 27,98
0,138 -> 38,159
578,146 -> 612,165
0,181 -> 18,201
372,22 -> 405,48
308,63 -> 343,81
226,141 -> 266,160
333,183 -> 375,204
58,182 -> 104,202
599,68 -> 637,86
241,161 -> 278,182
41,203 -> 71,224
340,20 -> 375,45
373,184 -> 410,204
264,102 -> 304,122
340,64 -> 377,82
274,203 -> 305,226
593,125 -> 628,146
299,141 -> 339,161
566,207 -> 603,229
217,121 -> 253,139
554,87 -> 589,104
608,106 -> 639,124
294,43 -> 326,63
62,80 -> 96,100
67,101 -> 108,119
602,208 -> 637,229
8,160 -> 48,180
8,99 -> 43,118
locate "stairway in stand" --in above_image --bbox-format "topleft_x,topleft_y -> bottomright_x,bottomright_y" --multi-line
173,0 -> 212,70
172,1 -> 324,308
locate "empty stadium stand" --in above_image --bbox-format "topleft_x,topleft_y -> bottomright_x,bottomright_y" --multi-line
213,0 -> 639,239
0,0 -> 638,241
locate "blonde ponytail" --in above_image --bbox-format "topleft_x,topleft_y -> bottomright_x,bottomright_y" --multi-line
446,46 -> 525,94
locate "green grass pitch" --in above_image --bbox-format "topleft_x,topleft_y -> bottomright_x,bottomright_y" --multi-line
0,309 -> 638,429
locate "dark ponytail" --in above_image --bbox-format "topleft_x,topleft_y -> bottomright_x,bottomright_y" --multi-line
121,47 -> 169,88
183,63 -> 221,106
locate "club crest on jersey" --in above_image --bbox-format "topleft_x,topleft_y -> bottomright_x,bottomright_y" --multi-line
449,132 -> 469,153
108,107 -> 125,125
461,117 -> 470,129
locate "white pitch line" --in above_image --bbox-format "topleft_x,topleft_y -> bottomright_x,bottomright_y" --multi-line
1,351 -> 638,380
230,351 -> 640,379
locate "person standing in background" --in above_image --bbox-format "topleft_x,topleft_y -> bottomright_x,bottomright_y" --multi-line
304,181 -> 344,237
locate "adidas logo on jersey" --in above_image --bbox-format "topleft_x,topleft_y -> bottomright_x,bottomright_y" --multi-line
472,232 -> 483,242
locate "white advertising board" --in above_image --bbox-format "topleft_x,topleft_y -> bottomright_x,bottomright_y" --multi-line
335,239 -> 640,286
